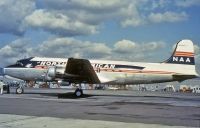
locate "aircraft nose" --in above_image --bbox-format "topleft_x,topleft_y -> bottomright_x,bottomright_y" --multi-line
3,67 -> 14,77
5,64 -> 17,68
2,68 -> 6,75
0,67 -> 4,75
3,67 -> 13,76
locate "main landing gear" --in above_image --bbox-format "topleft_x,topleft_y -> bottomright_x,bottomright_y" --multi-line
16,86 -> 24,94
74,88 -> 83,97
74,84 -> 83,97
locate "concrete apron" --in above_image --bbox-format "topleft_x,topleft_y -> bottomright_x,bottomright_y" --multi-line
0,114 -> 194,128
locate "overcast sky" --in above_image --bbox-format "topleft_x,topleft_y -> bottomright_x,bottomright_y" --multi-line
0,0 -> 200,71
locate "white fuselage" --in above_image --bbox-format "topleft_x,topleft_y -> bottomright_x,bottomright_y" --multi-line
3,57 -> 198,85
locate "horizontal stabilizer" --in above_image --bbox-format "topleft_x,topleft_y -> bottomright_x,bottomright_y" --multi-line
173,74 -> 198,82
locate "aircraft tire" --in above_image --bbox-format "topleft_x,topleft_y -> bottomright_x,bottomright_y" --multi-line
74,88 -> 83,97
16,87 -> 24,94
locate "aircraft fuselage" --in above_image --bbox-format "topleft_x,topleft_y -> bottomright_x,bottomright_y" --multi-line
4,57 -> 196,85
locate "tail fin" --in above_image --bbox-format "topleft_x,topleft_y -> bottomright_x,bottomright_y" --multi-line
165,40 -> 195,65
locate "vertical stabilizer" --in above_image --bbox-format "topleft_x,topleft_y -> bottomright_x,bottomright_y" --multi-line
165,40 -> 195,65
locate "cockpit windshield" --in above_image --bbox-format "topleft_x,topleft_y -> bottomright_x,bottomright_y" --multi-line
6,60 -> 24,68
16,61 -> 23,66
6,57 -> 34,68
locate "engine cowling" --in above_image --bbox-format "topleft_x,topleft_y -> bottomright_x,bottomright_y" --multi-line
45,65 -> 65,81
44,67 -> 56,81
47,67 -> 56,78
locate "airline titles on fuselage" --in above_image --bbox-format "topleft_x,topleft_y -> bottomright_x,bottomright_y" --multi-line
36,61 -> 116,69
35,61 -> 144,71
92,63 -> 115,69
37,61 -> 67,66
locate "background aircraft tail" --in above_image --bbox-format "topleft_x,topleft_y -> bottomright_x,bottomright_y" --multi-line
165,40 -> 195,65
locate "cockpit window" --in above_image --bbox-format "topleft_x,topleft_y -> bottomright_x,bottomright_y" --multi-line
16,61 -> 23,66
6,57 -> 34,68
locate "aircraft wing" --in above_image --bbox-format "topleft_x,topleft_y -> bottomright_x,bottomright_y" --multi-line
63,58 -> 100,84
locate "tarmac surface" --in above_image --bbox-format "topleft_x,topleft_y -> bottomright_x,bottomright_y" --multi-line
0,88 -> 200,128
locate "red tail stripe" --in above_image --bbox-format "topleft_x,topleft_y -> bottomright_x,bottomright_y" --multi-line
175,53 -> 194,55
175,51 -> 194,54
175,52 -> 194,54
174,53 -> 194,55
175,55 -> 194,57
176,51 -> 194,53
174,52 -> 194,56
174,55 -> 194,57
174,54 -> 194,56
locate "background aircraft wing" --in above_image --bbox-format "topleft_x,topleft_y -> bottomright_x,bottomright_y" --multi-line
63,58 -> 100,84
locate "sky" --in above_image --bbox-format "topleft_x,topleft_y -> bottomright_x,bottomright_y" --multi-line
0,0 -> 200,73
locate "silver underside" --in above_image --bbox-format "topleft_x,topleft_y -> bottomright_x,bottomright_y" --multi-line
4,68 -> 47,81
4,68 -> 174,84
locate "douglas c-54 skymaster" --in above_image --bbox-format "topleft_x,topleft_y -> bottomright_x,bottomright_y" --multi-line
3,39 -> 199,96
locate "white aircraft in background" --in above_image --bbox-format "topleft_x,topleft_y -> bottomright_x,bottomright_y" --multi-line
3,39 -> 199,96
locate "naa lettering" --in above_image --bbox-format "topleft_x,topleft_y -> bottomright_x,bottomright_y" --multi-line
172,57 -> 191,63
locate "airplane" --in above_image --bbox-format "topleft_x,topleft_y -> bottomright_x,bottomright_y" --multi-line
3,39 -> 199,97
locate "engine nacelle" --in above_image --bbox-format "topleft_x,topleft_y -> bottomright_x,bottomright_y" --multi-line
47,67 -> 56,78
45,65 -> 66,81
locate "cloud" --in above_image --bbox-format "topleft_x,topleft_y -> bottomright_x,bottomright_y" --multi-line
148,12 -> 188,23
143,41 -> 165,51
113,40 -> 137,53
0,0 -> 35,35
36,0 -> 189,29
112,40 -> 165,61
33,37 -> 111,58
175,0 -> 200,7
24,9 -> 97,36
194,45 -> 200,55
0,0 -> 192,36
21,0 -> 147,36
114,40 -> 164,54
0,37 -> 166,67
41,0 -> 186,29
194,44 -> 200,64
149,0 -> 171,10
41,0 -> 146,28
0,39 -> 31,65
43,0 -> 123,11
